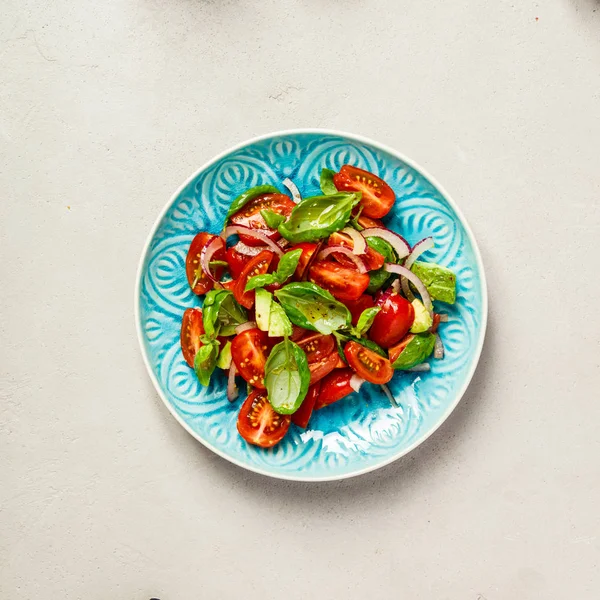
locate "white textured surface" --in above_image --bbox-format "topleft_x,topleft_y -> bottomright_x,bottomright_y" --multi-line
1,0 -> 599,598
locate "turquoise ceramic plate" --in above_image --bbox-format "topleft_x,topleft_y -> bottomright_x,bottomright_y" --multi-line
135,130 -> 487,481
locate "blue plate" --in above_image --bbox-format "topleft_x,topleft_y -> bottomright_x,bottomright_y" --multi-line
135,130 -> 487,481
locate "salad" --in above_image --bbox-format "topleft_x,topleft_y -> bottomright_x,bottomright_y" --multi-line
180,164 -> 456,448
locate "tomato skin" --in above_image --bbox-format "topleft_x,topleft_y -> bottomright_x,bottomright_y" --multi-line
297,333 -> 335,363
291,383 -> 321,428
231,328 -> 272,389
237,389 -> 291,447
333,165 -> 395,219
369,292 -> 415,348
357,214 -> 385,230
327,232 -> 384,271
233,250 -> 275,309
431,313 -> 441,334
308,351 -> 339,385
180,308 -> 205,368
185,232 -> 225,295
309,261 -> 370,302
230,193 -> 295,246
344,341 -> 393,384
344,295 -> 375,326
225,245 -> 248,279
315,369 -> 355,409
290,242 -> 320,280
388,334 -> 415,365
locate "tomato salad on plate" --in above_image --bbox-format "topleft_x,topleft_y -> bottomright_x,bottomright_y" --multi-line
180,164 -> 457,448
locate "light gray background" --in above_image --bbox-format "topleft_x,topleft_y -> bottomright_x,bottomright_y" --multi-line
2,0 -> 599,598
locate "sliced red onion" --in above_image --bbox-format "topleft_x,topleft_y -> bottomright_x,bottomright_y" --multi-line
349,374 -> 365,392
362,228 -> 411,260
341,227 -> 366,255
438,313 -> 449,323
200,236 -> 226,283
391,279 -> 400,293
282,178 -> 302,203
401,278 -> 415,302
317,246 -> 367,273
379,383 -> 399,408
407,363 -> 431,372
434,334 -> 444,359
227,363 -> 239,402
385,263 -> 433,315
401,237 -> 435,301
223,225 -> 283,256
234,242 -> 265,257
235,321 -> 257,334
277,237 -> 290,249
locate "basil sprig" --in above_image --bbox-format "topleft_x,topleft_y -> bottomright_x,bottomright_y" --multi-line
265,339 -> 310,414
277,192 -> 361,243
202,289 -> 247,339
260,209 -> 286,229
245,249 -> 303,292
319,168 -> 338,195
225,185 -> 280,221
274,282 -> 351,334
194,340 -> 220,386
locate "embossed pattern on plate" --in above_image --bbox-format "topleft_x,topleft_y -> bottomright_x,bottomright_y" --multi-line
136,131 -> 486,481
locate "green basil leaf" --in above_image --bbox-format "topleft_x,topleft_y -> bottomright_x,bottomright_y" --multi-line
335,334 -> 347,365
366,237 -> 398,294
216,341 -> 232,369
335,331 -> 387,357
277,192 -> 361,243
265,339 -> 310,414
274,282 -> 351,334
391,333 -> 435,370
349,205 -> 364,230
411,261 -> 457,304
355,307 -> 381,337
202,290 -> 247,338
319,168 -> 338,195
194,341 -> 219,386
245,248 -> 302,292
260,209 -> 286,229
225,185 -> 280,221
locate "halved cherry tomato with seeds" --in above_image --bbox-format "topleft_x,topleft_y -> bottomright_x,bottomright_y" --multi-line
237,389 -> 291,447
333,165 -> 396,219
309,260 -> 369,302
233,250 -> 275,309
315,368 -> 355,410
292,383 -> 321,429
230,194 -> 295,246
344,295 -> 375,326
308,351 -> 339,385
231,328 -> 272,389
327,232 -> 384,271
186,232 -> 225,295
369,292 -> 415,348
180,308 -> 205,368
344,341 -> 393,385
297,333 -> 335,364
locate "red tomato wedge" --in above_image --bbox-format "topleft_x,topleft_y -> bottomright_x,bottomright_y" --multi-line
291,383 -> 321,429
290,242 -> 320,280
333,165 -> 395,219
231,328 -> 272,389
297,333 -> 335,364
229,193 -> 295,246
180,308 -> 205,368
315,368 -> 355,410
308,351 -> 339,385
327,232 -> 384,271
309,261 -> 369,302
356,214 -> 385,230
237,389 -> 291,447
344,341 -> 393,384
225,244 -> 250,279
369,291 -> 415,348
344,295 -> 375,326
389,334 -> 415,365
233,250 -> 275,309
185,232 -> 226,295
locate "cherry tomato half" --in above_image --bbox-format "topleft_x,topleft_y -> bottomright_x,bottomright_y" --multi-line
327,232 -> 384,271
237,389 -> 291,447
230,193 -> 295,246
185,232 -> 225,295
297,333 -> 335,363
333,165 -> 396,219
315,368 -> 355,410
290,242 -> 320,280
291,383 -> 321,429
356,214 -> 385,230
344,341 -> 393,385
309,260 -> 370,302
231,328 -> 272,389
233,250 -> 275,309
308,351 -> 339,385
388,334 -> 415,365
369,291 -> 415,348
344,295 -> 375,326
180,308 -> 205,368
